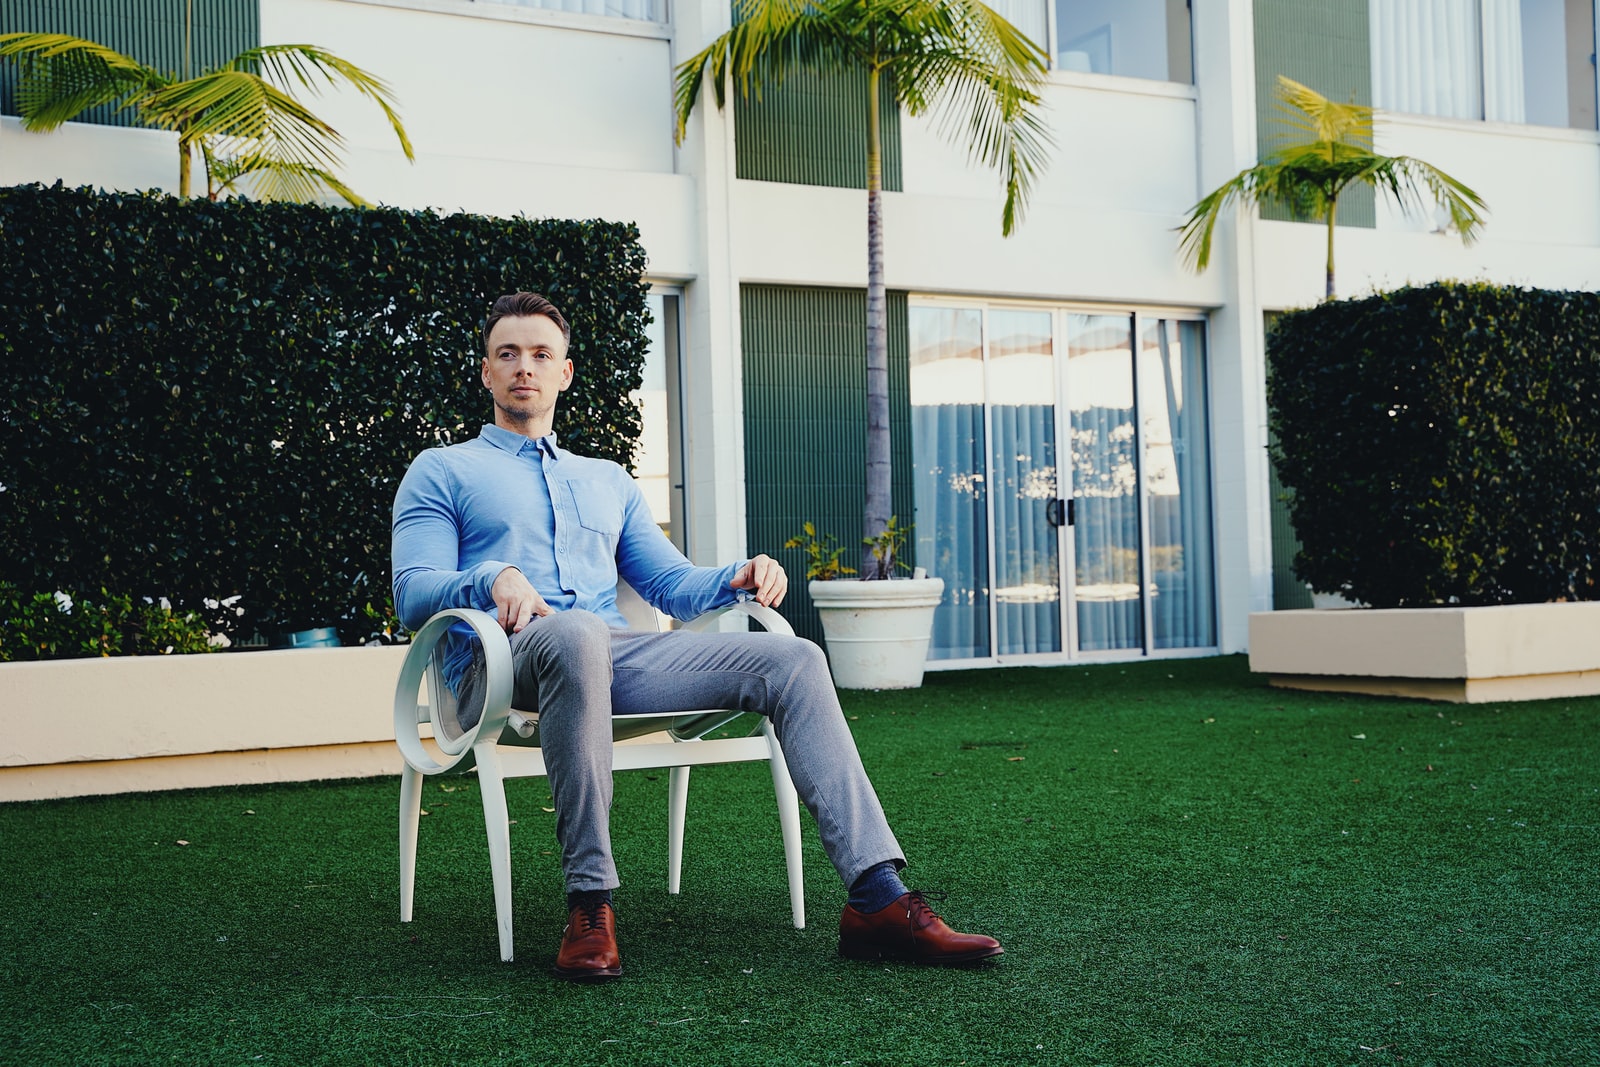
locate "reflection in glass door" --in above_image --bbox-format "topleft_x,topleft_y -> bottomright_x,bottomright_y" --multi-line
910,307 -> 989,660
1139,318 -> 1216,648
1067,314 -> 1143,652
987,311 -> 1061,655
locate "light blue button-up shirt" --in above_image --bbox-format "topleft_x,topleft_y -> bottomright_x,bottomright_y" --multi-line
392,424 -> 744,686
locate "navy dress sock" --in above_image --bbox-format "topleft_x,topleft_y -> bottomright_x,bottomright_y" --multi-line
567,888 -> 612,912
848,861 -> 909,914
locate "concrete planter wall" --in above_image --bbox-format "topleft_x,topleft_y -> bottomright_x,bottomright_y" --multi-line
1249,602 -> 1600,703
809,577 -> 944,690
0,646 -> 408,802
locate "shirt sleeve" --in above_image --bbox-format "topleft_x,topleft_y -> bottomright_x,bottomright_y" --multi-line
391,450 -> 514,631
612,470 -> 742,621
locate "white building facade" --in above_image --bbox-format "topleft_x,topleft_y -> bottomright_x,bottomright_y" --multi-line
5,0 -> 1598,664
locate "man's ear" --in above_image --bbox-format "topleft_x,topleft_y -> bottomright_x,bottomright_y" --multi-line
481,357 -> 491,390
559,358 -> 574,391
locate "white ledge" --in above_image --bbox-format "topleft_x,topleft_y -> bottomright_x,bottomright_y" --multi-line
0,647 -> 409,801
1249,602 -> 1600,703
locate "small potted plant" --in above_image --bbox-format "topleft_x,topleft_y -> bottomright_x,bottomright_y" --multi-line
786,517 -> 944,690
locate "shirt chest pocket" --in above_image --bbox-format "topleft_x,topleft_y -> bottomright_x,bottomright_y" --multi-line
560,480 -> 623,537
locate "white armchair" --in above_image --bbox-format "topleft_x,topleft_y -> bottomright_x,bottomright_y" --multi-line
393,583 -> 806,962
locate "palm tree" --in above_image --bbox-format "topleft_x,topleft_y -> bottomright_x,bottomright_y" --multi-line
674,0 -> 1051,575
1180,75 -> 1487,300
1,15 -> 412,205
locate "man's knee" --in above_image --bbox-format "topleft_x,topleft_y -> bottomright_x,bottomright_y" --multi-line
518,609 -> 613,672
764,634 -> 831,685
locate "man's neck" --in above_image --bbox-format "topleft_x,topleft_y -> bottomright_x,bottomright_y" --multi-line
494,414 -> 554,440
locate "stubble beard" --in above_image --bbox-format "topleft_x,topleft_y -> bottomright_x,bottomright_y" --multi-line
494,394 -> 555,432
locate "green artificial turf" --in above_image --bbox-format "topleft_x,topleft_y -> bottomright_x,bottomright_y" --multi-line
2,656 -> 1597,1066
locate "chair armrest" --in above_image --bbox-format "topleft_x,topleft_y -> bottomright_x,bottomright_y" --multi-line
682,599 -> 796,637
393,608 -> 514,775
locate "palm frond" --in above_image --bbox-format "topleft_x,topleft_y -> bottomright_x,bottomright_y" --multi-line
0,32 -> 167,130
885,0 -> 1051,233
1177,165 -> 1281,272
231,44 -> 414,161
144,71 -> 344,172
210,150 -> 368,206
673,0 -> 841,141
1367,155 -> 1489,243
1274,75 -> 1372,150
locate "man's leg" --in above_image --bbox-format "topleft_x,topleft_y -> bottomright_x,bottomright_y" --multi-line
609,628 -> 903,887
507,610 -> 619,893
504,610 -> 623,981
609,628 -> 1000,965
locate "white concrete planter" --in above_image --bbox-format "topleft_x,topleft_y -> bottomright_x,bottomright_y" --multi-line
1249,602 -> 1600,703
809,577 -> 944,690
0,646 -> 408,801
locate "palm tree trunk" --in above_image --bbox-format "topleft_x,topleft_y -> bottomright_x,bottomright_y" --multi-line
1324,198 -> 1337,300
178,136 -> 192,198
862,64 -> 891,578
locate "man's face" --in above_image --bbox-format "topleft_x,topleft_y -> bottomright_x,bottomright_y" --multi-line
481,313 -> 573,433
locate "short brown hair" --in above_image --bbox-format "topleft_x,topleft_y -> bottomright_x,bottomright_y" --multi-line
482,292 -> 571,353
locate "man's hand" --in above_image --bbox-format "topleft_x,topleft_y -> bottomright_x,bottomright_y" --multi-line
491,566 -> 553,633
730,554 -> 788,608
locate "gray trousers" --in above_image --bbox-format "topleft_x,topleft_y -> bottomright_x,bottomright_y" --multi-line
487,609 -> 904,894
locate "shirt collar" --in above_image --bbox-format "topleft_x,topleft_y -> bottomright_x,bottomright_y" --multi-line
479,423 -> 562,458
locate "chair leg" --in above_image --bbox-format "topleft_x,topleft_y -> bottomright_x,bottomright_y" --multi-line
399,765 -> 424,923
667,765 -> 691,894
764,721 -> 806,930
474,743 -> 516,963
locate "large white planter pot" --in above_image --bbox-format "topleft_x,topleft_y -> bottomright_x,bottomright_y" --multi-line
809,577 -> 944,690
1249,602 -> 1600,703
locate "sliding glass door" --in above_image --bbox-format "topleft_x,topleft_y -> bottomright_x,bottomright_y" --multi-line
1067,313 -> 1142,652
911,301 -> 1216,663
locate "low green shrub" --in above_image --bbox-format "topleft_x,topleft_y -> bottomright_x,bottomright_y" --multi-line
1268,282 -> 1600,607
0,583 -> 219,661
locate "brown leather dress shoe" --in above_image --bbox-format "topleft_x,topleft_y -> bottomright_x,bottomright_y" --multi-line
553,900 -> 622,981
838,891 -> 1004,965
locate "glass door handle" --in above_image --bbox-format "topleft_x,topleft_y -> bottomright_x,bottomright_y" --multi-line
1046,498 -> 1074,527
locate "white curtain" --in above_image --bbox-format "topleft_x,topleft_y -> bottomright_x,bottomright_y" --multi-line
985,0 -> 1049,54
1370,0 -> 1525,122
1480,0 -> 1527,122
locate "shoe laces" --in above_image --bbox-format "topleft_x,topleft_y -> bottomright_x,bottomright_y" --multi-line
573,898 -> 611,932
903,889 -> 948,926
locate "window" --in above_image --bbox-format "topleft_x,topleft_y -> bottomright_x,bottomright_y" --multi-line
976,0 -> 1193,83
1371,0 -> 1598,129
483,0 -> 664,21
631,289 -> 687,550
1054,0 -> 1193,82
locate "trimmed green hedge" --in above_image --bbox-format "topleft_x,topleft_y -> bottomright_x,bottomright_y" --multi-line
0,183 -> 649,643
1268,282 -> 1600,607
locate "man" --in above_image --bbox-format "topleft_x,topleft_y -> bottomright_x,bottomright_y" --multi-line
392,292 -> 1001,980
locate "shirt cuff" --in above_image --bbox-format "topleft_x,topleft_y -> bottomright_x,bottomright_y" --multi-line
471,561 -> 518,608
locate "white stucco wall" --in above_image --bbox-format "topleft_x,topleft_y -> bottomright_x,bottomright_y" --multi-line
733,73 -> 1218,307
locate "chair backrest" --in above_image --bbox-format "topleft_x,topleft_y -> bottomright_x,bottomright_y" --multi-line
614,580 -> 662,633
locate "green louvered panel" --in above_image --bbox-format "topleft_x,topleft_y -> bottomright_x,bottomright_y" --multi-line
2,0 -> 259,128
734,67 -> 903,191
742,285 -> 913,645
1252,0 -> 1374,227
